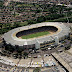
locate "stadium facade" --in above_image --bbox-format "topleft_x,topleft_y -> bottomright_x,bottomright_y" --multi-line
3,22 -> 70,50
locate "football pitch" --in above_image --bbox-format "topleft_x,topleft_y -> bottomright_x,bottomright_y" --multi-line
21,31 -> 50,39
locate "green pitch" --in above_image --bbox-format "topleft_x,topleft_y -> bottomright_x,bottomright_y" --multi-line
21,31 -> 50,39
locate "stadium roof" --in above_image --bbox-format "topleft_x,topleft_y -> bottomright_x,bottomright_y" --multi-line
3,22 -> 70,46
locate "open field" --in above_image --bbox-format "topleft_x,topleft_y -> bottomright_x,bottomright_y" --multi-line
21,31 -> 50,39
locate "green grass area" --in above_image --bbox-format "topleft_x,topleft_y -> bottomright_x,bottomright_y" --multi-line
17,4 -> 33,7
35,5 -> 39,8
20,21 -> 28,26
21,31 -> 50,39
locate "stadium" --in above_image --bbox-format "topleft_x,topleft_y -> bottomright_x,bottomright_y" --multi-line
3,22 -> 70,50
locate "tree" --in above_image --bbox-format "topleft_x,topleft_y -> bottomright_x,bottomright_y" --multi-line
8,23 -> 11,29
57,5 -> 64,14
28,20 -> 36,24
28,20 -> 34,24
37,16 -> 46,23
48,7 -> 57,14
13,22 -> 21,28
36,9 -> 41,13
5,23 -> 11,30
0,1 -> 3,7
33,68 -> 41,72
5,44 -> 14,52
0,23 -> 3,29
15,45 -> 23,53
24,52 -> 28,56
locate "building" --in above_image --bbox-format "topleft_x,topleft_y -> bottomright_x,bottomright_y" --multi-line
3,22 -> 70,50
